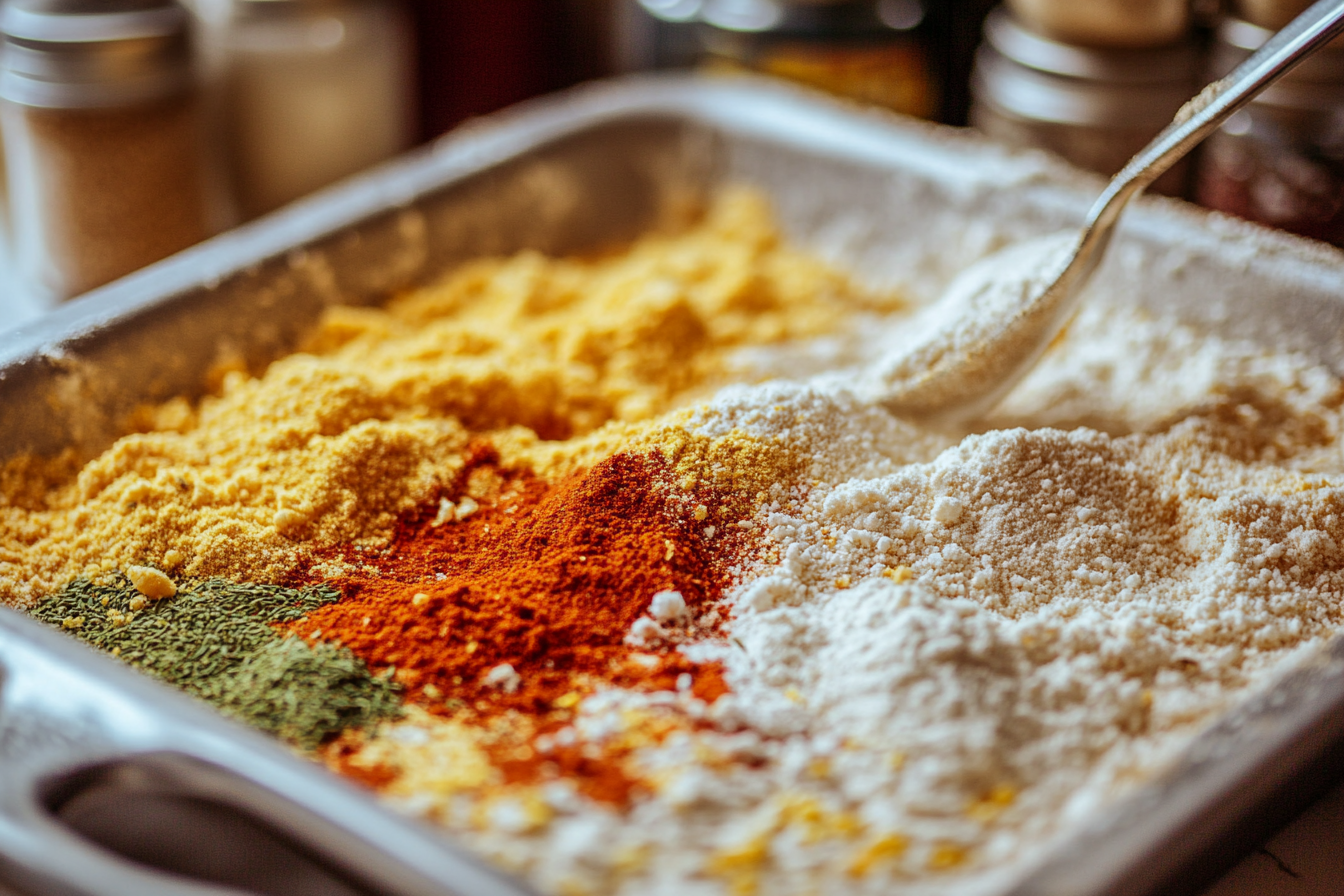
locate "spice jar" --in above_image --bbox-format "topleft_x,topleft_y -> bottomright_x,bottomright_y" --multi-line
969,7 -> 1202,196
221,0 -> 413,219
625,0 -> 708,70
1004,0 -> 1191,48
1232,0 -> 1312,30
1195,16 -> 1344,247
0,0 -> 226,305
697,0 -> 938,120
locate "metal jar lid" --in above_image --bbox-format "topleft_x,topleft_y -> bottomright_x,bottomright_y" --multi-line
1211,15 -> 1344,110
670,0 -> 924,37
982,7 -> 1202,84
971,8 -> 1201,128
1005,0 -> 1191,49
232,0 -> 353,14
0,0 -> 193,109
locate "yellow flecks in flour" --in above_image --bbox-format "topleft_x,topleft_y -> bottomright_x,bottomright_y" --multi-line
706,835 -> 772,896
0,189 -> 888,604
928,843 -> 970,871
966,783 -> 1017,822
882,565 -> 915,583
775,793 -> 863,842
847,834 -> 909,877
476,792 -> 554,836
705,792 -> 868,894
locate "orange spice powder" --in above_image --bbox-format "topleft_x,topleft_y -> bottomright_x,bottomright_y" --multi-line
299,444 -> 747,804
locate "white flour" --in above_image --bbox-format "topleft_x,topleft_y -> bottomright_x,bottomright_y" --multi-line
414,292 -> 1344,896
868,231 -> 1079,422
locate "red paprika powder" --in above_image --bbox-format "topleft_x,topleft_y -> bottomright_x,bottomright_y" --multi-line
299,443 -> 749,803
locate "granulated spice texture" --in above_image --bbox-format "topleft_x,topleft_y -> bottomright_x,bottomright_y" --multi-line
307,445 -> 746,808
31,576 -> 399,748
336,317 -> 1344,896
0,189 -> 878,603
9,188 -> 1344,896
293,449 -> 736,718
8,93 -> 218,301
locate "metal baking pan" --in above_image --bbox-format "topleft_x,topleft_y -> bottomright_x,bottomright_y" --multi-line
2,74 -> 1344,896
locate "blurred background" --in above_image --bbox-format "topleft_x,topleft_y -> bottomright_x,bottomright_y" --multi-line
0,0 -> 1339,323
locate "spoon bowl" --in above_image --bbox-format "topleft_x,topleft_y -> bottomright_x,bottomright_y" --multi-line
876,0 -> 1344,426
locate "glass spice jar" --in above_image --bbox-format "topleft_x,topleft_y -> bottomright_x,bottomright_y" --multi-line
221,0 -> 414,220
1195,16 -> 1344,247
697,0 -> 938,120
969,7 -> 1202,196
0,0 -> 228,306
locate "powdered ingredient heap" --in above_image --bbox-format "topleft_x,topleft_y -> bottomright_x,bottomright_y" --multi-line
4,189 -> 1344,896
296,449 -> 735,703
0,189 -> 874,602
306,446 -> 744,806
32,576 -> 399,748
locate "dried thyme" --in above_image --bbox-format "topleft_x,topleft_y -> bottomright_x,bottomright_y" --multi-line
32,575 -> 400,748
202,637 -> 401,750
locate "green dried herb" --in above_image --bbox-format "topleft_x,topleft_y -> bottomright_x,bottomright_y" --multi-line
32,575 -> 400,748
203,637 -> 402,749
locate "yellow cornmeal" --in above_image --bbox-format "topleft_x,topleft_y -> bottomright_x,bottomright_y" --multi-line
507,418 -> 805,521
0,189 -> 896,604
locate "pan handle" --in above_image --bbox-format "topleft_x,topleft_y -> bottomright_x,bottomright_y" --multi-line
0,808 -> 252,896
0,609 -> 535,896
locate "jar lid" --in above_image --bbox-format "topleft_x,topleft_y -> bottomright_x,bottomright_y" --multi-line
638,0 -> 706,24
1003,0 -> 1191,49
972,42 -> 1197,127
0,0 -> 193,108
680,0 -> 924,36
983,7 -> 1203,85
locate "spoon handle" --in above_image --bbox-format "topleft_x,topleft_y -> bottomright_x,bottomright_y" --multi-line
876,1 -> 1344,424
1084,0 -> 1344,244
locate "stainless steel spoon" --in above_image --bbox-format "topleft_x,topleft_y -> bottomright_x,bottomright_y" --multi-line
875,0 -> 1344,426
